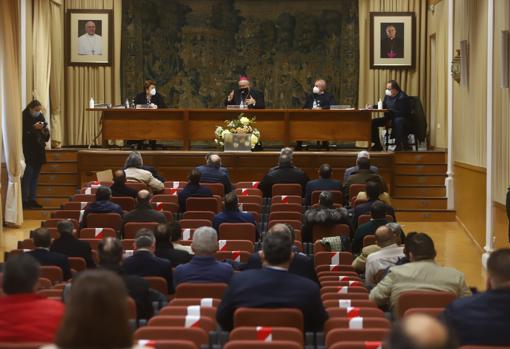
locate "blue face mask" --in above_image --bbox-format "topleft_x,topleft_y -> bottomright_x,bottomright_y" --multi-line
33,111 -> 41,117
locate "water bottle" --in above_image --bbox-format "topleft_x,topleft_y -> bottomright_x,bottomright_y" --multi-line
125,98 -> 129,108
89,97 -> 95,109
240,99 -> 246,109
312,100 -> 317,109
377,98 -> 383,110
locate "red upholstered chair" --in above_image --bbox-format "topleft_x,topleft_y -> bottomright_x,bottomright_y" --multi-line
68,257 -> 87,272
326,329 -> 389,348
229,327 -> 304,346
52,210 -> 83,221
151,194 -> 179,205
111,196 -> 136,211
36,288 -> 64,298
124,222 -> 159,239
135,340 -> 197,349
85,180 -> 112,187
61,201 -> 90,210
86,213 -> 123,232
71,194 -> 96,202
224,340 -> 303,349
321,280 -> 365,288
158,306 -> 216,320
182,211 -> 215,221
311,190 -> 344,206
326,308 -> 385,319
238,195 -> 264,205
217,240 -> 254,253
168,298 -> 221,307
17,239 -> 35,249
133,327 -> 209,348
175,283 -> 228,299
396,291 -> 457,319
403,307 -> 445,318
322,293 -> 370,301
36,277 -> 53,290
324,317 -> 391,334
349,184 -> 367,202
363,235 -> 377,247
323,299 -> 378,309
164,180 -> 187,188
235,187 -> 263,197
234,181 -> 261,189
268,211 -> 302,222
43,218 -> 79,230
238,202 -> 262,213
39,266 -> 63,284
186,197 -> 220,213
269,203 -> 302,213
328,341 -> 384,349
352,198 -> 369,209
270,195 -> 302,205
315,252 -> 354,266
219,223 -> 256,242
151,202 -> 179,214
180,219 -> 212,229
215,250 -> 251,263
163,188 -> 182,195
234,308 -> 304,333
80,238 -> 101,251
143,276 -> 169,296
146,316 -> 216,333
79,227 -> 116,239
200,182 -> 225,196
320,286 -> 369,297
312,223 -> 351,241
319,275 -> 363,283
316,266 -> 357,275
272,183 -> 302,197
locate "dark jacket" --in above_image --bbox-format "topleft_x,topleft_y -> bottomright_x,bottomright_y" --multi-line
302,206 -> 351,242
352,200 -> 396,230
343,165 -> 379,185
343,170 -> 387,198
409,96 -> 427,142
50,235 -> 95,268
259,164 -> 309,197
155,242 -> 192,267
27,249 -> 71,280
305,178 -> 343,206
212,210 -> 258,238
216,268 -> 328,332
351,219 -> 388,254
195,165 -> 232,194
134,92 -> 166,108
383,90 -> 410,120
303,92 -> 336,109
110,183 -> 138,198
122,250 -> 174,294
122,204 -> 167,226
22,108 -> 50,166
178,183 -> 213,212
80,200 -> 124,228
443,289 -> 510,346
224,88 -> 265,109
174,255 -> 233,286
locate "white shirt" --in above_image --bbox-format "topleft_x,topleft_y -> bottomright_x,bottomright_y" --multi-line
365,244 -> 404,287
78,33 -> 103,55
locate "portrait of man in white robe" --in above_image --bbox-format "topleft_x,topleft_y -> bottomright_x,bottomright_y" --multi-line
78,20 -> 103,55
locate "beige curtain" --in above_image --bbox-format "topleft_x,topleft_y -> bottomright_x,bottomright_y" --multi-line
65,0 -> 122,145
358,0 -> 427,108
49,0 -> 64,147
0,0 -> 24,226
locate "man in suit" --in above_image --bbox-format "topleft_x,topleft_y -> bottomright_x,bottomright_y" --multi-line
217,229 -> 328,332
303,79 -> 336,110
344,157 -> 387,203
224,76 -> 265,109
154,223 -> 192,267
305,164 -> 342,206
110,169 -> 138,198
50,220 -> 95,268
352,180 -> 395,230
212,192 -> 258,238
343,151 -> 379,184
0,254 -> 65,342
98,237 -> 153,320
259,152 -> 309,197
370,233 -> 471,314
80,186 -> 124,228
443,248 -> 510,346
122,189 -> 167,229
174,226 -> 233,285
352,201 -> 390,254
178,169 -> 213,212
195,153 -> 232,194
27,228 -> 71,280
241,223 -> 319,284
122,229 -> 174,294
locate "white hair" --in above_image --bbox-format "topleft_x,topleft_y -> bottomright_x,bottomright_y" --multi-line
191,226 -> 218,255
357,150 -> 370,159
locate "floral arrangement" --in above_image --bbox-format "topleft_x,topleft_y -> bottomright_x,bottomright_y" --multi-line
214,113 -> 260,149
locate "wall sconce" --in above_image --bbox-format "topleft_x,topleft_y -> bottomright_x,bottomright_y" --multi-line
451,49 -> 461,83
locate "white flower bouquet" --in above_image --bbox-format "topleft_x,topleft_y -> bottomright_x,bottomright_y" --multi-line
214,113 -> 261,150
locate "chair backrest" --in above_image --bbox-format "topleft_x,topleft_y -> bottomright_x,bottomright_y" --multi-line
39,266 -> 63,284
180,219 -> 212,229
18,239 -> 35,249
229,326 -> 304,345
71,194 -> 95,202
319,275 -> 363,283
238,202 -> 262,213
43,218 -> 79,230
323,299 -> 378,309
326,329 -> 390,348
79,227 -> 116,239
235,188 -> 263,198
182,211 -> 216,221
349,184 -> 367,202
146,315 -> 216,333
36,288 -> 63,298
403,307 -> 445,318
268,211 -> 302,222
135,340 -> 197,349
322,293 -> 370,301
168,298 -> 221,307
144,276 -> 169,295
164,180 -> 187,188
311,190 -> 344,206
397,291 -> 457,319
124,222 -> 159,239
233,308 -> 304,333
270,195 -> 302,205
52,210 -> 82,221
358,214 -> 394,227
268,219 -> 301,231
86,213 -> 123,232
312,224 -> 351,241
36,277 -> 53,290
271,183 -> 302,197
315,252 -> 354,266
316,265 -> 356,274
328,342 -> 384,349
238,195 -> 264,205
186,197 -> 220,213
215,250 -> 251,263
0,343 -> 50,349
324,317 -> 391,334
111,196 -> 136,211
200,182 -> 225,196
219,223 -> 256,242
234,181 -> 261,189
133,326 -> 208,347
175,283 -> 228,299
62,201 -> 90,210
125,182 -> 148,191
151,202 -> 179,214
320,286 -> 369,296
363,235 -> 376,247
269,203 -> 302,213
218,240 -> 254,253
80,238 -> 101,251
321,280 -> 365,288
152,194 -> 179,204
224,340 -> 303,349
68,257 -> 87,272
158,305 -> 216,320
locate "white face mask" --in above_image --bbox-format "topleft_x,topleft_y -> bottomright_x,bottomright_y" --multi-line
385,88 -> 392,96
150,88 -> 156,96
313,86 -> 321,94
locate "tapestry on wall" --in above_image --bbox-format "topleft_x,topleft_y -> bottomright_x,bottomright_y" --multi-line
121,0 -> 359,108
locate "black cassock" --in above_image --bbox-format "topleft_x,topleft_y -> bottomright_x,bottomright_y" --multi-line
224,88 -> 265,109
303,92 -> 336,109
134,92 -> 166,108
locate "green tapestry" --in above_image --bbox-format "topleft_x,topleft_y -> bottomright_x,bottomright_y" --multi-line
121,0 -> 358,108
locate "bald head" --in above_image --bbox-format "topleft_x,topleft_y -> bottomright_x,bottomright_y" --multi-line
113,170 -> 126,185
375,226 -> 395,248
267,223 -> 291,236
315,79 -> 326,92
401,314 -> 451,349
207,154 -> 221,168
137,189 -> 151,205
85,21 -> 96,35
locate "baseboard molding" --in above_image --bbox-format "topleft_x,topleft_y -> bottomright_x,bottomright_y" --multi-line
456,215 -> 484,252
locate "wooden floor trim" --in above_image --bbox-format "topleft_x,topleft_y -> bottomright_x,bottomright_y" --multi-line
456,215 -> 484,252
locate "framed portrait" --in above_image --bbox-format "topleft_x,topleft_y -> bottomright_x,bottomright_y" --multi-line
66,9 -> 113,66
370,12 -> 415,69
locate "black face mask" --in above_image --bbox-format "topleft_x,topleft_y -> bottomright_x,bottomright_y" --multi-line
240,88 -> 249,94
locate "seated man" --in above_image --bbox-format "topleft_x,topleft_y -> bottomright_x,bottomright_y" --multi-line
217,229 -> 328,332
343,157 -> 387,205
352,201 -> 390,254
0,254 -> 65,342
122,189 -> 167,227
195,153 -> 232,194
241,223 -> 318,284
304,163 -> 342,206
50,220 -> 95,268
168,221 -> 193,254
443,248 -> 510,346
122,229 -> 174,294
110,169 -> 138,198
27,228 -> 71,280
259,151 -> 309,197
224,75 -> 265,109
154,223 -> 192,267
365,225 -> 405,287
123,151 -> 164,193
174,226 -> 233,285
212,192 -> 258,238
370,232 -> 471,314
302,191 -> 351,242
178,169 -> 213,212
352,181 -> 395,230
343,151 -> 379,184
81,186 -> 124,228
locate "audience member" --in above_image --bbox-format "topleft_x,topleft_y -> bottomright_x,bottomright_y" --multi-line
356,174 -> 392,205
443,248 -> 510,346
27,228 -> 71,280
80,186 -> 124,228
302,191 -> 351,242
168,221 -> 193,254
48,270 -> 134,349
122,189 -> 167,228
385,314 -> 456,349
0,254 -> 65,342
123,151 -> 164,193
365,225 -> 405,287
352,181 -> 396,230
343,151 -> 379,184
195,153 -> 232,193
122,229 -> 174,294
241,223 -> 318,283
352,201 -> 389,254
212,192 -> 258,238
178,169 -> 213,211
370,232 -> 471,313
344,157 -> 387,202
217,229 -> 328,332
154,223 -> 192,267
50,220 -> 95,268
110,169 -> 138,198
97,238 -> 153,320
304,163 -> 342,206
174,226 -> 233,285
259,150 -> 309,197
